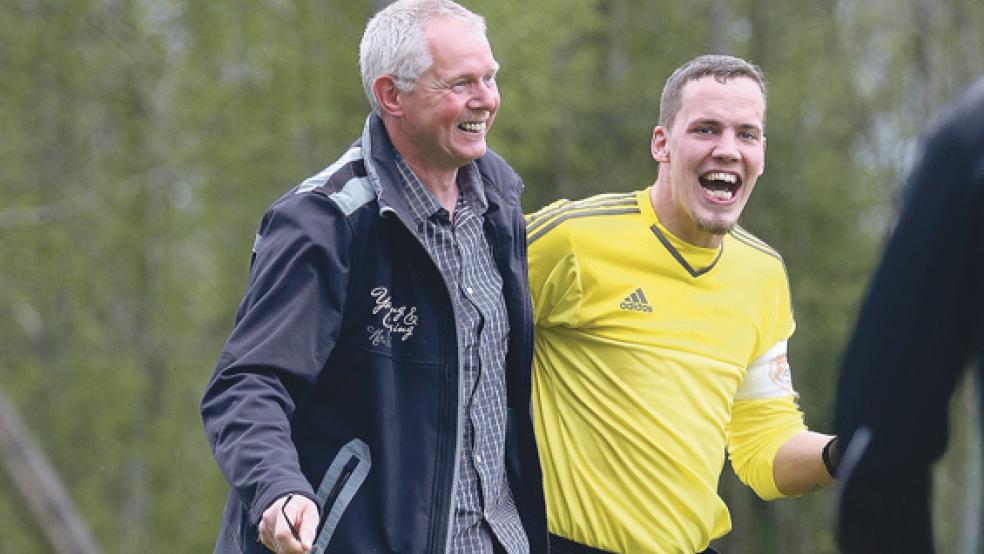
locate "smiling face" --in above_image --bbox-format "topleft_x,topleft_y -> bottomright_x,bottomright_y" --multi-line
385,16 -> 500,181
650,75 -> 766,248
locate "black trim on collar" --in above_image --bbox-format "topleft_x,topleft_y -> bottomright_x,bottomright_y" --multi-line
649,224 -> 723,278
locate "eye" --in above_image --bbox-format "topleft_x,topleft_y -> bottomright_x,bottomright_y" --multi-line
482,73 -> 497,87
693,126 -> 715,135
739,130 -> 761,141
449,79 -> 471,93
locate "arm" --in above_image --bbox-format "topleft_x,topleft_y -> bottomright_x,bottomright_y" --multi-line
728,246 -> 838,498
727,394 -> 806,500
772,430 -> 834,495
729,339 -> 826,499
201,193 -> 352,526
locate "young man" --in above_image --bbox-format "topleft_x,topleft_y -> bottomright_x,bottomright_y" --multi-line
201,1 -> 547,552
526,54 -> 835,553
835,75 -> 984,553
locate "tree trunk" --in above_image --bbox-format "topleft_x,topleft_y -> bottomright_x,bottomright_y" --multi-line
0,388 -> 101,554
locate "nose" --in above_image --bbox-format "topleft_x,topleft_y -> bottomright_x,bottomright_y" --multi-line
712,130 -> 741,162
469,79 -> 499,110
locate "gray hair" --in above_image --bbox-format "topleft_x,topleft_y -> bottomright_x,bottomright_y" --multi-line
359,0 -> 487,114
659,54 -> 767,129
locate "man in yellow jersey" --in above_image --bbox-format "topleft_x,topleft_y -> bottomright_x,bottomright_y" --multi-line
526,54 -> 837,554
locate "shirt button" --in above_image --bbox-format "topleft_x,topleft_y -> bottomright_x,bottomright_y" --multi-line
474,453 -> 483,465
466,287 -> 474,294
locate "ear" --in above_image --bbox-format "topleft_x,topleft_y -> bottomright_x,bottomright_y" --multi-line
651,126 -> 670,163
373,75 -> 404,118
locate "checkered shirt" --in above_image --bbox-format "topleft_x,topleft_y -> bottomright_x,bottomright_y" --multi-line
394,154 -> 529,554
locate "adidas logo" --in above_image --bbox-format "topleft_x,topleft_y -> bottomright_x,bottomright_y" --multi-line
619,288 -> 653,313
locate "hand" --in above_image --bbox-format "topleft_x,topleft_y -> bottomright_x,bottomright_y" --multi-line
258,493 -> 319,553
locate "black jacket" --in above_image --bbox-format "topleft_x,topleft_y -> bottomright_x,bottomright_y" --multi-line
834,76 -> 984,553
202,114 -> 547,553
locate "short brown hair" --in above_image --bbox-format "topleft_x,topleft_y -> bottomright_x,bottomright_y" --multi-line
659,54 -> 767,129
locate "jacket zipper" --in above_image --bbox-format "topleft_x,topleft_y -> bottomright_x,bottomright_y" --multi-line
381,206 -> 463,554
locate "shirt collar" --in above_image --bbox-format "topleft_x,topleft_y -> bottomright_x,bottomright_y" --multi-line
393,150 -> 488,224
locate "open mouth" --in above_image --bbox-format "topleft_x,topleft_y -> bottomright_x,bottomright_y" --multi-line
699,171 -> 741,202
457,120 -> 487,133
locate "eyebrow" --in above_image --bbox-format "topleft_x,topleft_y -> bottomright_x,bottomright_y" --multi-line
688,118 -> 762,131
444,62 -> 500,80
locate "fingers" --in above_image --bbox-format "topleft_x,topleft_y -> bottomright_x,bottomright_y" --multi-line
258,497 -> 286,552
258,494 -> 320,553
292,496 -> 320,548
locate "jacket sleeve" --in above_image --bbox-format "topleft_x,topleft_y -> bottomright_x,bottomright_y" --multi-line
201,191 -> 352,525
834,78 -> 984,552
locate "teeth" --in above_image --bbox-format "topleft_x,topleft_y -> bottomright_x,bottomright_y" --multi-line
704,172 -> 737,183
458,121 -> 486,133
706,188 -> 734,200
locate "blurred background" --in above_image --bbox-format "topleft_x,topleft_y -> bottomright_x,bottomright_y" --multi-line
1,0 -> 982,552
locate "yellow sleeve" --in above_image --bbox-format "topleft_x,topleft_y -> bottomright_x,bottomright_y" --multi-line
726,255 -> 805,500
727,396 -> 807,500
757,263 -> 796,359
526,201 -> 582,327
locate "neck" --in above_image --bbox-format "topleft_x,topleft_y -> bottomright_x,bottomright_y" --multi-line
406,159 -> 459,215
649,179 -> 724,249
384,119 -> 460,214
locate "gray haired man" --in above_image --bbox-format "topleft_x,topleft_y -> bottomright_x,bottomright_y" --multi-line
202,1 -> 547,552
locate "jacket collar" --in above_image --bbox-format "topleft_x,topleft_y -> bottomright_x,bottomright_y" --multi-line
360,113 -> 494,224
360,113 -> 413,221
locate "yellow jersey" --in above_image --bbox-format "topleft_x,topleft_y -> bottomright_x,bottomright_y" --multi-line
527,189 -> 807,553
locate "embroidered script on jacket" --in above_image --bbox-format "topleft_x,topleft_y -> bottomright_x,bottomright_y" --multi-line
367,287 -> 419,347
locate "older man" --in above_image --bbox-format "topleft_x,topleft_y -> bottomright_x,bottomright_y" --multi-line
201,1 -> 546,552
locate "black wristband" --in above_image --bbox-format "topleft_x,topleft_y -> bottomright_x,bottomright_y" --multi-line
822,436 -> 839,477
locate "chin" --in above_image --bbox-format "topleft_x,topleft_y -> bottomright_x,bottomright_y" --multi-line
696,218 -> 737,235
457,144 -> 487,162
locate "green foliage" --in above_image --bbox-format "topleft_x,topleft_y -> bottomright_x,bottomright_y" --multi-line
2,0 -> 983,552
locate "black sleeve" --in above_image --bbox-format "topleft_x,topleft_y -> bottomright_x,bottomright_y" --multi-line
201,192 -> 352,524
834,77 -> 984,553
